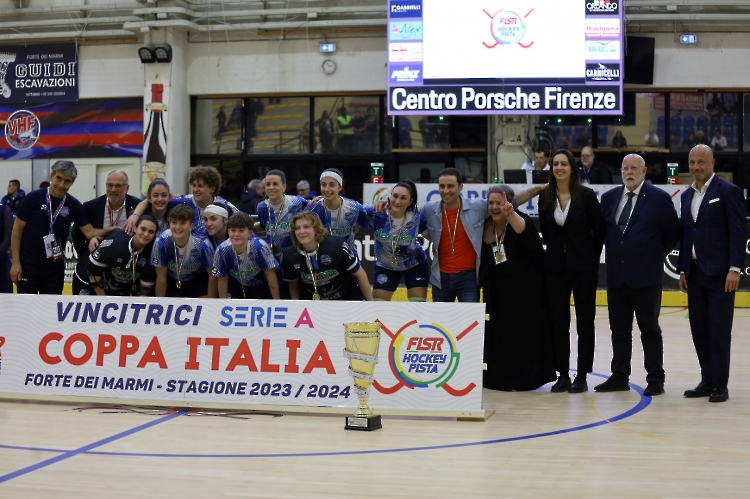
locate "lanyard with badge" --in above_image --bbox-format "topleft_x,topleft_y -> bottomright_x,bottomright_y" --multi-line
233,247 -> 247,299
43,188 -> 66,261
492,220 -> 509,265
303,247 -> 321,300
266,196 -> 286,252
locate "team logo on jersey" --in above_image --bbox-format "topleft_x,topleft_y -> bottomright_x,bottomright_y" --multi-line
377,274 -> 389,284
319,254 -> 332,265
60,207 -> 70,217
211,267 -> 219,276
152,256 -> 159,265
4,109 -> 40,150
344,211 -> 357,221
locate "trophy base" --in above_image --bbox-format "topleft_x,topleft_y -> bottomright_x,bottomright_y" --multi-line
344,415 -> 382,431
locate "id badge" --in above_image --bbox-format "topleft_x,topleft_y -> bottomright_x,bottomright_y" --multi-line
43,234 -> 56,258
51,238 -> 63,261
492,243 -> 507,265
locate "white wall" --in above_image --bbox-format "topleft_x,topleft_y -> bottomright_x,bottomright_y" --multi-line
648,32 -> 750,89
0,160 -> 33,198
79,43 -> 143,98
187,36 -> 387,95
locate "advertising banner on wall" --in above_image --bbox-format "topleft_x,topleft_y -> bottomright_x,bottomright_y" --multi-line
0,98 -> 144,160
0,43 -> 78,103
0,296 -> 486,416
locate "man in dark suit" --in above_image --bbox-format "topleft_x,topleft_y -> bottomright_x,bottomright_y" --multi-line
577,147 -> 613,184
596,154 -> 681,396
678,145 -> 746,403
72,170 -> 140,295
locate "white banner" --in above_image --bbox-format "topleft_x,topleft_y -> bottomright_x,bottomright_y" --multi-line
0,296 -> 486,416
363,183 -> 685,216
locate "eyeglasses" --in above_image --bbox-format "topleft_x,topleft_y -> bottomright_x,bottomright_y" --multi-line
106,183 -> 126,189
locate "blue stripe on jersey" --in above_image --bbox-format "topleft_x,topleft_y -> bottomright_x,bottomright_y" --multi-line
151,230 -> 213,281
212,237 -> 278,286
256,195 -> 308,255
308,197 -> 369,254
364,206 -> 428,271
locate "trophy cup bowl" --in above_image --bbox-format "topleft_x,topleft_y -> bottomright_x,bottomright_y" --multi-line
343,322 -> 382,431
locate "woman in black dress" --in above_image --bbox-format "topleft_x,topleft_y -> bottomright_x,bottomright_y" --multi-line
479,185 -> 556,391
538,149 -> 605,394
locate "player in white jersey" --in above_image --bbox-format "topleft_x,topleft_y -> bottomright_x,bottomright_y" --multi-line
363,179 -> 429,302
256,169 -> 309,261
151,204 -> 214,298
308,168 -> 369,255
212,212 -> 280,299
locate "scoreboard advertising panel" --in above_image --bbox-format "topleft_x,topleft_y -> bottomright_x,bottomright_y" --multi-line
387,0 -> 624,115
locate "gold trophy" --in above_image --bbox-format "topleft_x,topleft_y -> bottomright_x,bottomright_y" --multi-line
343,322 -> 383,431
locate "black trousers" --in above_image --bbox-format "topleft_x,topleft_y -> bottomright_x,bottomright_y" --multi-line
606,283 -> 665,384
545,268 -> 598,374
687,262 -> 735,389
16,263 -> 65,295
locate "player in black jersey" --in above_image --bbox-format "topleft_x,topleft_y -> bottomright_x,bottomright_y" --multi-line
88,216 -> 158,296
280,211 -> 373,301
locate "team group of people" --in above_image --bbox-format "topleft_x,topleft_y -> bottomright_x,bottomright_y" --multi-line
4,144 -> 746,402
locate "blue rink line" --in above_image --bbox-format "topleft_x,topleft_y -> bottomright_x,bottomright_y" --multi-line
0,374 -> 651,466
0,410 -> 187,484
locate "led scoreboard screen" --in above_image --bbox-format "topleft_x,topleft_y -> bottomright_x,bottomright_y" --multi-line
387,0 -> 623,115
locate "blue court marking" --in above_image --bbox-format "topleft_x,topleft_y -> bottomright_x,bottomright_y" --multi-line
0,410 -> 187,484
85,384 -> 651,458
0,374 -> 651,461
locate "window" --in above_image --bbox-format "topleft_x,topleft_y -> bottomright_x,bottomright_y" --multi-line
668,92 -> 739,152
313,96 -> 380,153
194,98 -> 243,155
601,93 -> 663,149
248,97 -> 310,155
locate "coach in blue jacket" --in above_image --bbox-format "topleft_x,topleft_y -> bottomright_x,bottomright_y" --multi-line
678,145 -> 746,403
596,154 -> 680,396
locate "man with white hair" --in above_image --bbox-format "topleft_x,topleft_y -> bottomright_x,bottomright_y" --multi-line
72,170 -> 141,295
577,146 -> 613,184
10,160 -> 116,294
296,179 -> 315,200
239,179 -> 265,214
596,154 -> 680,396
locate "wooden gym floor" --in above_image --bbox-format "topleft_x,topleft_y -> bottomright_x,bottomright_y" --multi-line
1,306 -> 749,498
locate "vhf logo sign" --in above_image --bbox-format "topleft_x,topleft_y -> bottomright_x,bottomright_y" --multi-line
390,0 -> 422,19
4,109 -> 40,150
586,0 -> 619,15
585,41 -> 620,60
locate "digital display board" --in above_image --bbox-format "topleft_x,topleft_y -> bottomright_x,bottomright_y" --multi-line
387,0 -> 624,115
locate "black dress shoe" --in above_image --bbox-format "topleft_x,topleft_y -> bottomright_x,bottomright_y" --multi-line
709,388 -> 728,403
643,383 -> 664,396
568,375 -> 588,393
594,378 -> 631,392
550,375 -> 571,393
684,383 -> 712,398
